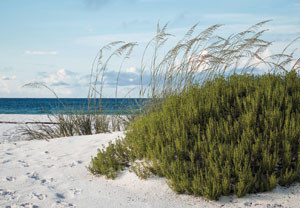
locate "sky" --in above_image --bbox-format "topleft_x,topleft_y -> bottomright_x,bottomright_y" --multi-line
0,0 -> 300,98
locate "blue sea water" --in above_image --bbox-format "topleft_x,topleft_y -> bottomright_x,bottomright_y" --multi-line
0,98 -> 149,114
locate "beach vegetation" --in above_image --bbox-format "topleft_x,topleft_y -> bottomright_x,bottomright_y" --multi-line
20,113 -> 111,140
88,21 -> 300,200
90,71 -> 300,200
89,138 -> 130,179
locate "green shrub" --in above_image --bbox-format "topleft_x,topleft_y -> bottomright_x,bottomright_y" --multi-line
89,71 -> 300,200
129,161 -> 152,179
89,138 -> 130,179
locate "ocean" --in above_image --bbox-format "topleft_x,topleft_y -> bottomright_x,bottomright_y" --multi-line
0,98 -> 149,114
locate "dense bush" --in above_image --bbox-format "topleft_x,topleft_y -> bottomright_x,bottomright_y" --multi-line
89,138 -> 130,179
89,71 -> 300,200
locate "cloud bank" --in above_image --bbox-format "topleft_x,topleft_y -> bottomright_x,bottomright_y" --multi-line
25,51 -> 58,55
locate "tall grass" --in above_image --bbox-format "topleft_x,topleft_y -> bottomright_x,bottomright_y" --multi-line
92,20 -> 299,105
139,21 -> 299,101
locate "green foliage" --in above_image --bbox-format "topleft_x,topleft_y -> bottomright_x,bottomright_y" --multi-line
88,138 -> 130,179
89,71 -> 300,200
129,162 -> 152,179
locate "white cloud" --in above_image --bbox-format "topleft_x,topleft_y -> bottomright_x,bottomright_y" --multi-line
30,69 -> 93,97
40,69 -> 73,86
1,75 -> 16,80
0,80 -> 10,93
188,50 -> 210,73
0,75 -> 19,95
25,51 -> 58,55
125,67 -> 137,74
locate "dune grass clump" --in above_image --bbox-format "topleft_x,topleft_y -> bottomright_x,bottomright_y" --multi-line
89,71 -> 300,200
19,105 -> 137,140
20,113 -> 112,140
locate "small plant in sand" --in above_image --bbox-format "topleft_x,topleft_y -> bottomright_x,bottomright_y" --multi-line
88,21 -> 300,200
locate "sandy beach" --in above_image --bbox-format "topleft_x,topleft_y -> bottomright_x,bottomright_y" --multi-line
1,114 -> 300,208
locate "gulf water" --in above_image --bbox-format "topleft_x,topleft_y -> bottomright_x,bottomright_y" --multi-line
0,98 -> 149,114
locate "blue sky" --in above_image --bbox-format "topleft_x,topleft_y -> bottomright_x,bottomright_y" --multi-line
0,0 -> 299,98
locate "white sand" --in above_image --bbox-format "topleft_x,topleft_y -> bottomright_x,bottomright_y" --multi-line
0,114 -> 50,143
1,115 -> 300,207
